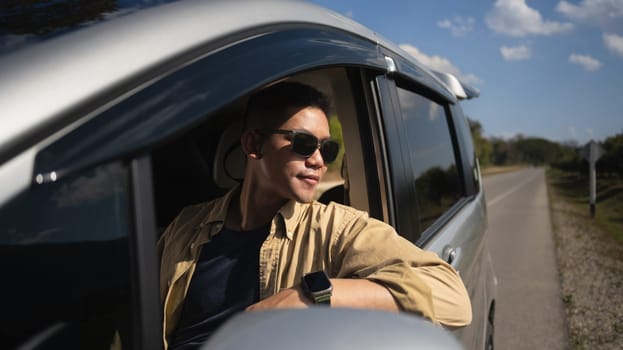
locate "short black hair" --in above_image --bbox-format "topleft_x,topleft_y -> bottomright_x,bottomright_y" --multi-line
244,81 -> 331,130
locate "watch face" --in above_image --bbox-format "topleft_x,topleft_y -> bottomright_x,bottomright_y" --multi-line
304,271 -> 331,292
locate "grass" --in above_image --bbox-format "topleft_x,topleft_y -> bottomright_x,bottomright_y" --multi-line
480,164 -> 526,177
546,168 -> 623,243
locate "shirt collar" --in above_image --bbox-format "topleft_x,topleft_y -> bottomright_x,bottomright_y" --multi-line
205,186 -> 310,240
201,186 -> 240,226
276,200 -> 308,240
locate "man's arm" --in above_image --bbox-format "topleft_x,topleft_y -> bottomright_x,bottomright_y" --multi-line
329,210 -> 472,327
248,206 -> 472,327
246,278 -> 399,311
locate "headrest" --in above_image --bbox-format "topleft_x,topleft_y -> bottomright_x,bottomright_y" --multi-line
213,121 -> 246,189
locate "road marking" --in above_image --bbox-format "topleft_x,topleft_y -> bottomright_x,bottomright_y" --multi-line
487,170 -> 540,207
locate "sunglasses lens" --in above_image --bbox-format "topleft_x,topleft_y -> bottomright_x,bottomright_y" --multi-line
290,132 -> 340,163
320,141 -> 340,163
291,132 -> 318,157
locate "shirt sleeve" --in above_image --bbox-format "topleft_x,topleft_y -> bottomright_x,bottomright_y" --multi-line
331,210 -> 472,327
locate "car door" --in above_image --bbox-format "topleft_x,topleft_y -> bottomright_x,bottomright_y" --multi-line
0,159 -> 159,349
371,73 -> 489,349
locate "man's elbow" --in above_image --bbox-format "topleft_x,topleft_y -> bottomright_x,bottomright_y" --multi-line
415,265 -> 473,328
436,294 -> 472,328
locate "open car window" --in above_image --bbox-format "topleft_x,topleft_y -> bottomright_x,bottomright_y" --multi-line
150,67 -> 388,231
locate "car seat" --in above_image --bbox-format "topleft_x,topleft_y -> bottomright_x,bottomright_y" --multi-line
213,120 -> 246,189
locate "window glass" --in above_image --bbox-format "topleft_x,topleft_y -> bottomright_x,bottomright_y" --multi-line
0,162 -> 134,349
456,112 -> 480,194
397,87 -> 462,233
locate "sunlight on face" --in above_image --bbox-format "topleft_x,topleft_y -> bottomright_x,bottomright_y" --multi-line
257,107 -> 330,203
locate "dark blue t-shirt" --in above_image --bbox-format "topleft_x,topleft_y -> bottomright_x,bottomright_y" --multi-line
169,224 -> 270,350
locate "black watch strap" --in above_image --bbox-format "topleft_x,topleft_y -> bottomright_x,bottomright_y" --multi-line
312,292 -> 331,305
302,271 -> 333,305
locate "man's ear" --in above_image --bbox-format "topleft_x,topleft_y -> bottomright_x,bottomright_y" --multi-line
241,130 -> 263,159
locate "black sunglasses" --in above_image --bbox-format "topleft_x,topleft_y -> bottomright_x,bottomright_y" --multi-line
257,129 -> 340,163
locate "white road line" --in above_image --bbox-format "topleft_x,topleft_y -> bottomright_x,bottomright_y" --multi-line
487,170 -> 540,207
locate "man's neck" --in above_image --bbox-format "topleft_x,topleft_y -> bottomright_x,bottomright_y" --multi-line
226,179 -> 288,231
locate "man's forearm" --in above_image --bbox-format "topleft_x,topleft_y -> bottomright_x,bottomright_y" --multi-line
246,278 -> 400,311
331,278 -> 400,311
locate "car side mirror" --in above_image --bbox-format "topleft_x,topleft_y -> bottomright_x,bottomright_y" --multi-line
201,308 -> 464,350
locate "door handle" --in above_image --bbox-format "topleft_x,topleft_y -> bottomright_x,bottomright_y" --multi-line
442,245 -> 461,269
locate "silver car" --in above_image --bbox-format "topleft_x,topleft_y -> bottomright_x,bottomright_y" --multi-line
0,1 -> 496,349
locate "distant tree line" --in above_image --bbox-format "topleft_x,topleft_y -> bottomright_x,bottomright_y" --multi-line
468,118 -> 623,176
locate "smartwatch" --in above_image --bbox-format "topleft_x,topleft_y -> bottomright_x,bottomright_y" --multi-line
301,271 -> 333,305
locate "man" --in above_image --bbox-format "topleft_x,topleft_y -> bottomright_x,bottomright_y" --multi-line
158,82 -> 471,349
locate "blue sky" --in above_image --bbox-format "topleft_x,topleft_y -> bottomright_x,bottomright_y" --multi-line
309,0 -> 623,145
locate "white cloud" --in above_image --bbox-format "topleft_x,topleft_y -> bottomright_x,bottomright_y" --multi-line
603,32 -> 623,55
569,53 -> 602,70
437,16 -> 476,37
500,45 -> 532,60
399,44 -> 482,84
486,0 -> 574,37
556,0 -> 623,31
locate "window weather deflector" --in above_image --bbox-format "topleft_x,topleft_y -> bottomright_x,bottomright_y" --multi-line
384,56 -> 397,75
31,26 -> 385,183
431,71 -> 480,100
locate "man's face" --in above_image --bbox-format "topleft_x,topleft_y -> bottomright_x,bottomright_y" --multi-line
256,106 -> 331,203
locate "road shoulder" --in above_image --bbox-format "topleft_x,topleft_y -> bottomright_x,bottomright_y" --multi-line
548,178 -> 623,349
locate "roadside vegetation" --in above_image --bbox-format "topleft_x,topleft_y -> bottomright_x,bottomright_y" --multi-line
548,168 -> 623,243
470,118 -> 622,242
469,118 -> 623,349
547,169 -> 623,349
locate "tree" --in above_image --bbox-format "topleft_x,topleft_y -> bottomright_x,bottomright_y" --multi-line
467,117 -> 492,166
598,132 -> 623,176
489,137 -> 510,165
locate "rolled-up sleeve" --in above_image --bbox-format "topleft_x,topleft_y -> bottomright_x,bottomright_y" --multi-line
331,211 -> 471,327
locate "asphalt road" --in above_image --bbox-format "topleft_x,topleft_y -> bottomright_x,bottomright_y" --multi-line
482,167 -> 568,349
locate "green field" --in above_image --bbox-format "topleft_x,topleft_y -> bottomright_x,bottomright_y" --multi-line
547,168 -> 623,243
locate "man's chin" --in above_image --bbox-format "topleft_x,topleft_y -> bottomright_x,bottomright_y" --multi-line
294,196 -> 315,204
292,190 -> 316,203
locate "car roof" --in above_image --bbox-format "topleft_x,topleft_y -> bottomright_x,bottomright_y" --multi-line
0,0 -> 453,162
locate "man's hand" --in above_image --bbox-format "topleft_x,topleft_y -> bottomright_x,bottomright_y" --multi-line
246,286 -> 311,311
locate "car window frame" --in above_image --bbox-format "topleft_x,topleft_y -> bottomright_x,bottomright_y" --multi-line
129,155 -> 163,350
374,72 -> 472,246
449,103 -> 480,197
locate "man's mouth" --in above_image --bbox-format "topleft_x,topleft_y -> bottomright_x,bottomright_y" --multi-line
298,174 -> 320,185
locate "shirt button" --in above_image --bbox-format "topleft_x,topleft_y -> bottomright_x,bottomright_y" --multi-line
190,242 -> 195,249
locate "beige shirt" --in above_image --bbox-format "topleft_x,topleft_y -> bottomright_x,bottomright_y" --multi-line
158,188 -> 471,348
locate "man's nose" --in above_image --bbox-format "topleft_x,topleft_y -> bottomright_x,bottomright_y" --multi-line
305,148 -> 325,168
